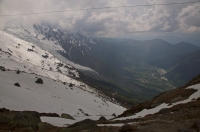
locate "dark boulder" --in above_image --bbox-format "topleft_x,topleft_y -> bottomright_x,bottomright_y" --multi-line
39,113 -> 60,117
16,70 -> 21,74
98,116 -> 107,122
42,55 -> 49,59
69,83 -> 74,87
0,66 -> 6,71
14,82 -> 21,87
27,48 -> 34,52
61,113 -> 75,120
35,78 -> 43,84
60,119 -> 98,132
112,113 -> 116,117
0,108 -> 10,112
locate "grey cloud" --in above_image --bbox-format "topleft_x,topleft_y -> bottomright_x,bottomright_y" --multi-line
178,3 -> 200,32
0,0 -> 200,45
133,0 -> 200,33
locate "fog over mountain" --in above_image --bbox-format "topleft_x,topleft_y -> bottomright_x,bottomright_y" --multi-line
0,0 -> 200,46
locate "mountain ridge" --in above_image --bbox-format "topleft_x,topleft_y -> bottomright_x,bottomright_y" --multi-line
0,29 -> 126,122
3,23 -> 200,104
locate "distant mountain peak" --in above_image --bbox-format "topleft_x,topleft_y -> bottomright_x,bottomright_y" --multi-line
175,42 -> 200,47
173,42 -> 200,55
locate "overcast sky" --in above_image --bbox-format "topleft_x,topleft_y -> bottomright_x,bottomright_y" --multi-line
0,0 -> 200,46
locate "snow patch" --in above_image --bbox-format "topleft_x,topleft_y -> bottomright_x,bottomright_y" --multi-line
41,117 -> 75,127
116,84 -> 200,120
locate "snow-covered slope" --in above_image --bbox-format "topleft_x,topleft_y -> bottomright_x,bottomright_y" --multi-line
2,24 -> 95,71
0,30 -> 80,84
0,71 -> 125,121
0,30 -> 126,126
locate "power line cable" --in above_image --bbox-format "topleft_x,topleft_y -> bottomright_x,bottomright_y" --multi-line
0,1 -> 199,17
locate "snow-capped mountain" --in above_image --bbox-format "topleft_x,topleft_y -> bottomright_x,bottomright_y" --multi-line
32,24 -> 102,72
0,27 -> 126,127
33,24 -> 93,58
2,24 -> 95,72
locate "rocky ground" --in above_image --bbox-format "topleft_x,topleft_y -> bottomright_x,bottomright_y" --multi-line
1,75 -> 200,132
0,98 -> 200,132
96,99 -> 200,132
